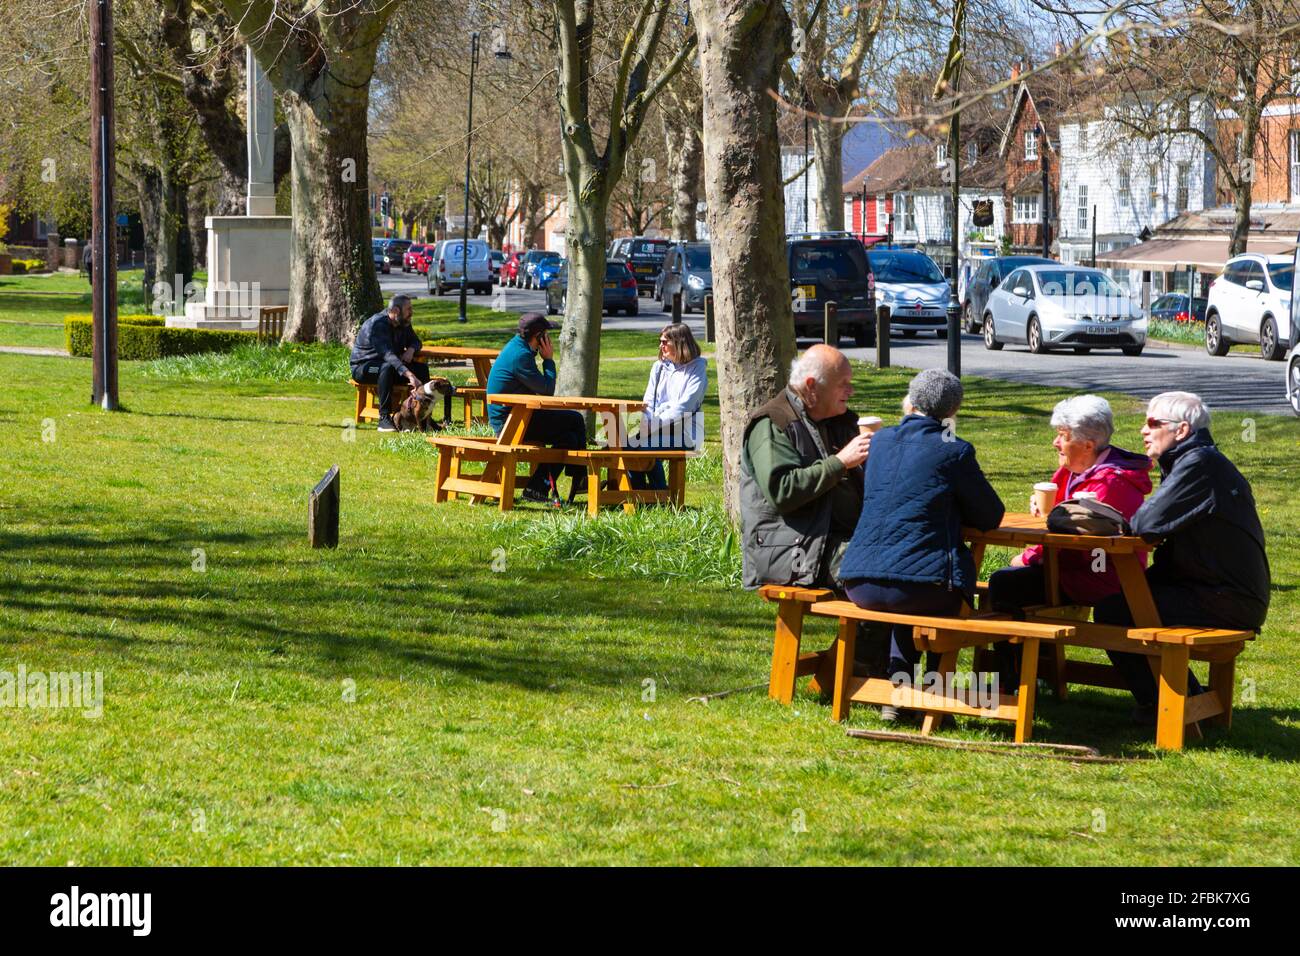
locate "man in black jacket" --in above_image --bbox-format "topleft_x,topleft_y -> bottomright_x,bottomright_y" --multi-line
1097,391 -> 1270,719
350,295 -> 430,432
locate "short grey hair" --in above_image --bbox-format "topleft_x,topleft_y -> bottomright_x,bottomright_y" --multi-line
1050,394 -> 1113,447
788,347 -> 846,397
1148,391 -> 1210,431
388,294 -> 412,314
906,368 -> 963,420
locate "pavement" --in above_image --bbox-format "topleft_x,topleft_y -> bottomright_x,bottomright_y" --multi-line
387,270 -> 1296,416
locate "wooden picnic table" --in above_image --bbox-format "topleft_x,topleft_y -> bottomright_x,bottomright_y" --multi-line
964,513 -> 1253,750
416,346 -> 498,386
488,393 -> 645,448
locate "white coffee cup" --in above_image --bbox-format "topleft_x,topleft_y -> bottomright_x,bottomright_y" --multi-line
1032,481 -> 1058,516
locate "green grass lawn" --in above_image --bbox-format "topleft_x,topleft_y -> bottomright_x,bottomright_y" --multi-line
0,285 -> 1297,865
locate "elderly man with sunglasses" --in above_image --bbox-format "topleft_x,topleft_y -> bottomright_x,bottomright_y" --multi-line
1096,391 -> 1270,723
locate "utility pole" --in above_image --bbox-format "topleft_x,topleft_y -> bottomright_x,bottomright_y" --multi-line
90,0 -> 118,409
938,0 -> 966,376
1038,121 -> 1050,258
459,30 -> 480,323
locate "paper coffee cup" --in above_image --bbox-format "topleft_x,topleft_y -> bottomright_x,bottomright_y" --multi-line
858,416 -> 884,435
1032,481 -> 1058,516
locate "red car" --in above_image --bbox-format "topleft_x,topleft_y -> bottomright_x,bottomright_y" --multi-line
501,251 -> 526,287
403,243 -> 427,273
413,244 -> 438,275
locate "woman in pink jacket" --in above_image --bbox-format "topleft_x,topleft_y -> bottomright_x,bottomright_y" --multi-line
988,395 -> 1152,687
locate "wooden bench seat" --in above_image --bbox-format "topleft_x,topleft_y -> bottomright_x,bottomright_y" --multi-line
428,435 -> 693,513
457,386 -> 487,427
760,586 -> 1076,741
350,379 -> 410,423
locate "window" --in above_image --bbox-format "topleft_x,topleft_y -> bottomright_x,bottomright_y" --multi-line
876,196 -> 886,231
1176,163 -> 1190,213
897,193 -> 915,233
1077,184 -> 1089,232
942,195 -> 953,238
1148,164 -> 1159,206
936,142 -> 947,167
1118,168 -> 1130,206
1024,129 -> 1038,160
966,141 -> 978,165
1013,194 -> 1040,223
1290,131 -> 1300,202
1079,124 -> 1088,153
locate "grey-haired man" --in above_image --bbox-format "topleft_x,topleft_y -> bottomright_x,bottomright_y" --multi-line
350,294 -> 430,432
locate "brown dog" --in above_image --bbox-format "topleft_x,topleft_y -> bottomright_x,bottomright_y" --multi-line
393,378 -> 456,432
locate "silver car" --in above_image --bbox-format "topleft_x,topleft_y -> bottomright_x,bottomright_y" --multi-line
983,264 -> 1147,356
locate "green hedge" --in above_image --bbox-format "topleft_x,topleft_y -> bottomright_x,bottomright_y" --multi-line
11,258 -> 46,274
64,315 -> 255,360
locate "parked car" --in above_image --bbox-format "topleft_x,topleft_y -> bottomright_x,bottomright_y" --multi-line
546,259 -> 639,316
1205,253 -> 1293,360
429,238 -> 492,296
1149,292 -> 1208,324
371,239 -> 391,274
489,249 -> 504,283
962,255 -> 1055,332
787,232 -> 876,346
521,250 -> 561,290
982,264 -> 1146,355
609,236 -> 670,295
403,243 -> 428,273
1287,332 -> 1300,417
501,251 -> 526,287
655,241 -> 711,313
534,256 -> 564,289
412,242 -> 439,275
867,247 -> 950,338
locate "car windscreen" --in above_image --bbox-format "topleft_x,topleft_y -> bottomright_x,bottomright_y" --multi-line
538,252 -> 560,263
793,243 -> 869,280
684,246 -> 711,270
605,262 -> 630,279
866,250 -> 943,283
1032,270 -> 1124,297
1268,261 -> 1294,291
633,240 -> 669,257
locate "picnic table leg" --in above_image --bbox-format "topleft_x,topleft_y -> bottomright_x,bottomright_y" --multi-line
831,616 -> 857,722
498,454 -> 517,512
433,446 -> 451,503
1015,638 -> 1040,743
669,458 -> 687,507
617,468 -> 635,514
1207,658 -> 1236,729
919,648 -> 959,735
354,387 -> 365,424
1155,644 -> 1189,751
769,600 -> 807,705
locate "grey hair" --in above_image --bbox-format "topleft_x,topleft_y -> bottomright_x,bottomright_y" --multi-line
788,349 -> 842,395
1050,394 -> 1113,447
388,294 -> 412,314
906,368 -> 963,420
1148,391 -> 1210,431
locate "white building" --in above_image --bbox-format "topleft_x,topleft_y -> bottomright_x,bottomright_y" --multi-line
782,146 -> 823,234
1057,98 -> 1217,294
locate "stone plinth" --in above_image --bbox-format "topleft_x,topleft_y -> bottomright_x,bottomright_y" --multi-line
174,214 -> 291,329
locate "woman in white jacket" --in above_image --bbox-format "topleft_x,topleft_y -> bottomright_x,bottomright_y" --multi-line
629,322 -> 708,490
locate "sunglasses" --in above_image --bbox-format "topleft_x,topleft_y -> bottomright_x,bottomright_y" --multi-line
1144,417 -> 1180,429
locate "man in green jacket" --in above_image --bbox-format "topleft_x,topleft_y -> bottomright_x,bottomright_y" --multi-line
740,344 -> 872,590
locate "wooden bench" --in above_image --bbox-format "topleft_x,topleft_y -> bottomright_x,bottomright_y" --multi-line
428,434 -> 692,513
258,305 -> 287,343
350,379 -> 410,423
1020,611 -> 1254,748
760,586 -> 1077,742
458,386 -> 487,427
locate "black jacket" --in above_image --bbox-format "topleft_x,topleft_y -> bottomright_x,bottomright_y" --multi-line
1132,429 -> 1270,630
840,414 -> 1004,595
350,311 -> 408,375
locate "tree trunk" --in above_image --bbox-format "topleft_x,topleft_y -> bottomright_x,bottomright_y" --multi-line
554,181 -> 611,401
810,112 -> 846,231
135,165 -> 193,315
1229,108 -> 1260,257
664,105 -> 703,240
690,0 -> 796,520
280,90 -> 382,342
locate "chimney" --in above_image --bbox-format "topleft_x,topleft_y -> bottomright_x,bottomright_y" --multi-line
1054,41 -> 1064,58
1011,61 -> 1021,82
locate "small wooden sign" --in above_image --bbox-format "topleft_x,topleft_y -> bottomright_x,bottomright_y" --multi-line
309,465 -> 340,549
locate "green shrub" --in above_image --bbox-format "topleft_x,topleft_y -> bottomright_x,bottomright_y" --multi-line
141,341 -> 350,383
11,258 -> 45,274
64,316 -> 254,360
1148,318 -> 1205,345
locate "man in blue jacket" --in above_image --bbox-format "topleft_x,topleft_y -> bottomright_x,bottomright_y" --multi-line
486,313 -> 586,502
1097,391 -> 1270,722
838,369 -> 1005,715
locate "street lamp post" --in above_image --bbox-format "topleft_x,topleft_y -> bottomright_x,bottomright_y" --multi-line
458,31 -> 481,323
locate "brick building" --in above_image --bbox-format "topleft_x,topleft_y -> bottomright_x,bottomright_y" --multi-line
998,72 -> 1061,255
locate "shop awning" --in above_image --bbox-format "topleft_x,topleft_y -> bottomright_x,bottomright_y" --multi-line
1095,236 -> 1296,271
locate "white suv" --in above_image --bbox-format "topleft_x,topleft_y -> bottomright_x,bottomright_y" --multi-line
1205,253 -> 1293,360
